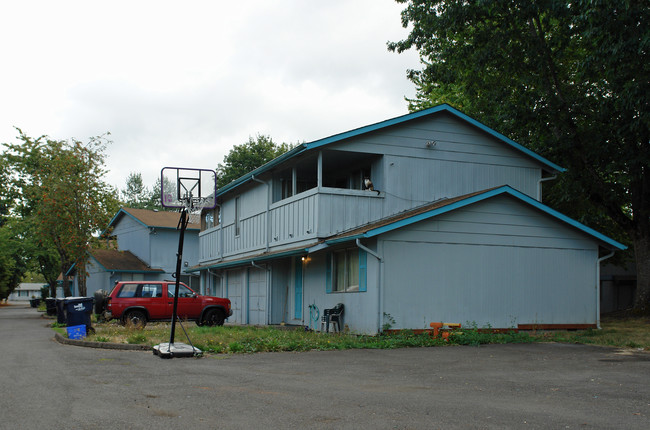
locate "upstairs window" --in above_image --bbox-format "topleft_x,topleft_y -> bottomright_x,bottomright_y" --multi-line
234,196 -> 241,236
201,207 -> 219,230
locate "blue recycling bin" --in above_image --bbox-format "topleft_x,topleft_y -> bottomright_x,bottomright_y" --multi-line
65,297 -> 94,331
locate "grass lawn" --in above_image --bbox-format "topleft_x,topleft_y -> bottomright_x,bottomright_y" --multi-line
535,315 -> 650,350
54,314 -> 650,354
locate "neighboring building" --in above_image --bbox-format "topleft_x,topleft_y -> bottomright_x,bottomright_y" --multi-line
187,104 -> 625,333
8,283 -> 45,302
68,207 -> 200,297
600,263 -> 637,314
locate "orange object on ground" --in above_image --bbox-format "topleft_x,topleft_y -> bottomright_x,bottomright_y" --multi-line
429,322 -> 443,337
429,322 -> 462,339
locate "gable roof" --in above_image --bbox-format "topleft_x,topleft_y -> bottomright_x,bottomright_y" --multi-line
65,249 -> 166,276
324,186 -> 626,251
107,207 -> 200,232
88,249 -> 165,273
217,104 -> 565,196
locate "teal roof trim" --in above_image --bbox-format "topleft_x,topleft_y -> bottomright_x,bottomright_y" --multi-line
214,104 -> 564,197
307,104 -> 565,173
65,262 -> 77,276
187,248 -> 309,272
216,144 -> 308,196
102,208 -> 149,238
327,186 -> 625,251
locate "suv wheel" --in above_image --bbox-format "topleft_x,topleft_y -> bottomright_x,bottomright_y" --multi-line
123,310 -> 147,328
202,308 -> 225,326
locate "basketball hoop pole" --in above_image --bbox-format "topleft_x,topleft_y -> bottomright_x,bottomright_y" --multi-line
155,167 -> 216,358
169,207 -> 190,345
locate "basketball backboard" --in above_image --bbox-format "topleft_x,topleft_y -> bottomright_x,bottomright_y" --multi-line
161,167 -> 217,210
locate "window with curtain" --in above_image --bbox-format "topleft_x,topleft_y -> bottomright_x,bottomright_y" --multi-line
333,248 -> 359,292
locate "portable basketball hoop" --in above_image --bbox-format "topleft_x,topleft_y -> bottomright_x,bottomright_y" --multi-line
153,167 -> 217,359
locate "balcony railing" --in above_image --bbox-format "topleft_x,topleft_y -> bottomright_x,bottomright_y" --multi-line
199,187 -> 383,264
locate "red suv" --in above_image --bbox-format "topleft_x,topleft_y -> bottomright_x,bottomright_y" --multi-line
103,281 -> 231,328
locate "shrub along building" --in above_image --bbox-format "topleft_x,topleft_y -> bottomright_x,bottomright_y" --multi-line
67,207 -> 201,297
189,104 -> 625,334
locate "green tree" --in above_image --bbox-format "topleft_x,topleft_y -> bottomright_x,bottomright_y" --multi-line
0,220 -> 27,301
120,172 -> 152,209
217,134 -> 291,188
3,131 -> 120,297
389,0 -> 650,310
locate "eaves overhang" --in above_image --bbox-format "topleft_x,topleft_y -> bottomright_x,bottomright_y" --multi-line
216,144 -> 309,197
187,247 -> 310,272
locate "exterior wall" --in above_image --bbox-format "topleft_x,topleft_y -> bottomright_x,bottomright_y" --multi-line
379,196 -> 599,329
112,214 -> 199,276
149,229 -> 199,275
328,112 -> 542,211
199,112 -> 545,266
8,283 -> 44,301
85,259 -> 111,297
301,241 -> 381,334
112,216 -> 151,263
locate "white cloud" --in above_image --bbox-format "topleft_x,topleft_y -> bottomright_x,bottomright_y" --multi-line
0,0 -> 420,190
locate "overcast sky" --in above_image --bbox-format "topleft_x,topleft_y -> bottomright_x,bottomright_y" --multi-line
0,0 -> 420,190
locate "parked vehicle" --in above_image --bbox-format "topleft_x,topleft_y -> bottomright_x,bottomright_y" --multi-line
98,281 -> 232,328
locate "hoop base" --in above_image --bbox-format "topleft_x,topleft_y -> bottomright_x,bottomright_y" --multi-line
153,342 -> 202,359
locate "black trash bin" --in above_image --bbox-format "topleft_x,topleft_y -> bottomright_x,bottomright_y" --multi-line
30,298 -> 41,308
56,298 -> 67,324
45,298 -> 57,316
65,297 -> 94,332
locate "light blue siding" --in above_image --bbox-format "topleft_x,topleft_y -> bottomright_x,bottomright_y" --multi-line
112,216 -> 151,263
301,246 -> 380,334
381,196 -> 599,329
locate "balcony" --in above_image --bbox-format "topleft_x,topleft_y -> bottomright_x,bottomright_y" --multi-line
198,187 -> 384,263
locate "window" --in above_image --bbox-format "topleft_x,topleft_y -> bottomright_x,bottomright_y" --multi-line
117,283 -> 163,298
235,196 -> 241,236
117,283 -> 138,298
141,284 -> 163,298
202,207 -> 219,230
327,248 -> 367,293
168,283 -> 194,298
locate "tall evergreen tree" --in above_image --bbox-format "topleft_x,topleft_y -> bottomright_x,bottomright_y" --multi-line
389,0 -> 650,310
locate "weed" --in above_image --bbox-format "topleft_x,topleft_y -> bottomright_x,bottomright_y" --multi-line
57,315 -> 650,353
382,312 -> 396,332
126,333 -> 148,344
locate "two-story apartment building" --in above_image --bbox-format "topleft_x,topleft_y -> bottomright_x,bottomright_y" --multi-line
189,104 -> 625,334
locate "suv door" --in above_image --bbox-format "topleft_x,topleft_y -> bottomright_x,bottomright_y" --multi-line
139,283 -> 166,319
166,283 -> 201,319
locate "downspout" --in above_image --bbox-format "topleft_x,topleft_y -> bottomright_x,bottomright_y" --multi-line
356,238 -> 384,334
537,174 -> 557,201
596,251 -> 615,329
251,175 -> 271,252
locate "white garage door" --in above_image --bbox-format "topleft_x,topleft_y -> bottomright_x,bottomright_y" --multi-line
227,269 -> 243,324
248,267 -> 267,325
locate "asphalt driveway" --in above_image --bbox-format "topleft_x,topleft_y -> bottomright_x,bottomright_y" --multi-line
1,303 -> 649,429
